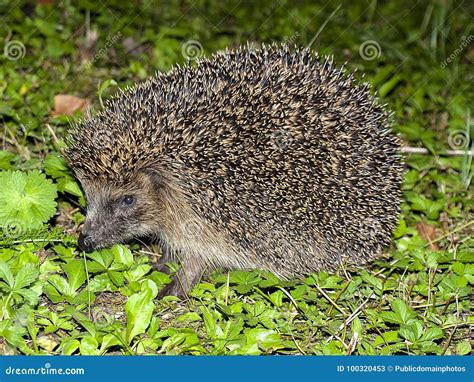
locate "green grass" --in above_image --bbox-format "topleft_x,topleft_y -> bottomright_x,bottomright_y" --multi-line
0,0 -> 472,355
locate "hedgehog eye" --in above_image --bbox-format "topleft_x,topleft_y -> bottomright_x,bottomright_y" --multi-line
121,195 -> 136,207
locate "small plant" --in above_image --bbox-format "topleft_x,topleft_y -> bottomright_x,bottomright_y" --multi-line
0,170 -> 57,233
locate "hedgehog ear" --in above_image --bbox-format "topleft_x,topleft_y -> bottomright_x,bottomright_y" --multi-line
142,167 -> 163,188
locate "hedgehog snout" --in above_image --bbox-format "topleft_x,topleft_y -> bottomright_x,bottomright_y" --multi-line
78,219 -> 101,252
78,231 -> 95,252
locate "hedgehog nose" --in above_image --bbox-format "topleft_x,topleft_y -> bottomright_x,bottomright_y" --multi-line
78,232 -> 94,252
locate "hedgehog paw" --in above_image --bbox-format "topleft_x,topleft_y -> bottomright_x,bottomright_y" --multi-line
157,266 -> 203,300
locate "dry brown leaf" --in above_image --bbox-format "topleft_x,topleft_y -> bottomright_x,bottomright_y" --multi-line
51,94 -> 90,116
416,222 -> 439,250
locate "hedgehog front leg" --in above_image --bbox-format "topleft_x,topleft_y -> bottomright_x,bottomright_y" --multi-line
157,257 -> 205,299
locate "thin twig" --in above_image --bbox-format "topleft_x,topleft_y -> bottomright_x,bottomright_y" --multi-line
315,285 -> 347,315
441,326 -> 457,355
400,146 -> 473,156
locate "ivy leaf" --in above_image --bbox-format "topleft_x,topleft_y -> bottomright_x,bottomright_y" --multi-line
0,170 -> 57,232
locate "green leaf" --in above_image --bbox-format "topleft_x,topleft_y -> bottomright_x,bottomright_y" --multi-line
177,312 -> 201,322
380,299 -> 417,325
125,283 -> 156,344
43,282 -> 66,303
399,321 -> 426,343
108,270 -> 125,287
112,245 -> 134,267
378,74 -> 402,98
47,274 -> 71,295
14,264 -> 39,290
0,170 -> 57,232
160,330 -> 204,355
43,152 -> 70,179
0,150 -> 16,170
244,328 -> 283,351
420,327 -> 444,342
63,260 -> 86,293
86,250 -> 114,271
0,261 -> 14,287
79,335 -> 99,355
373,331 -> 399,346
99,333 -> 124,353
456,340 -> 471,355
61,339 -> 80,355
97,79 -> 118,108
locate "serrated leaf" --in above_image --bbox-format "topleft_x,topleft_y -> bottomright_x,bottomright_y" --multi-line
383,299 -> 417,325
108,270 -> 125,287
420,327 -> 444,342
0,261 -> 14,287
0,150 -> 16,170
0,170 -> 57,231
17,287 -> 41,304
43,152 -> 70,179
43,283 -> 65,303
86,250 -> 113,271
14,264 -> 39,290
46,275 -> 70,296
63,260 -> 86,293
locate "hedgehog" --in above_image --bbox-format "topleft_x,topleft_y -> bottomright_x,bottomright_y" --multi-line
65,44 -> 403,298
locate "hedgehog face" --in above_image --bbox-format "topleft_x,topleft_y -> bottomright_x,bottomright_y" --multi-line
77,173 -> 162,252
